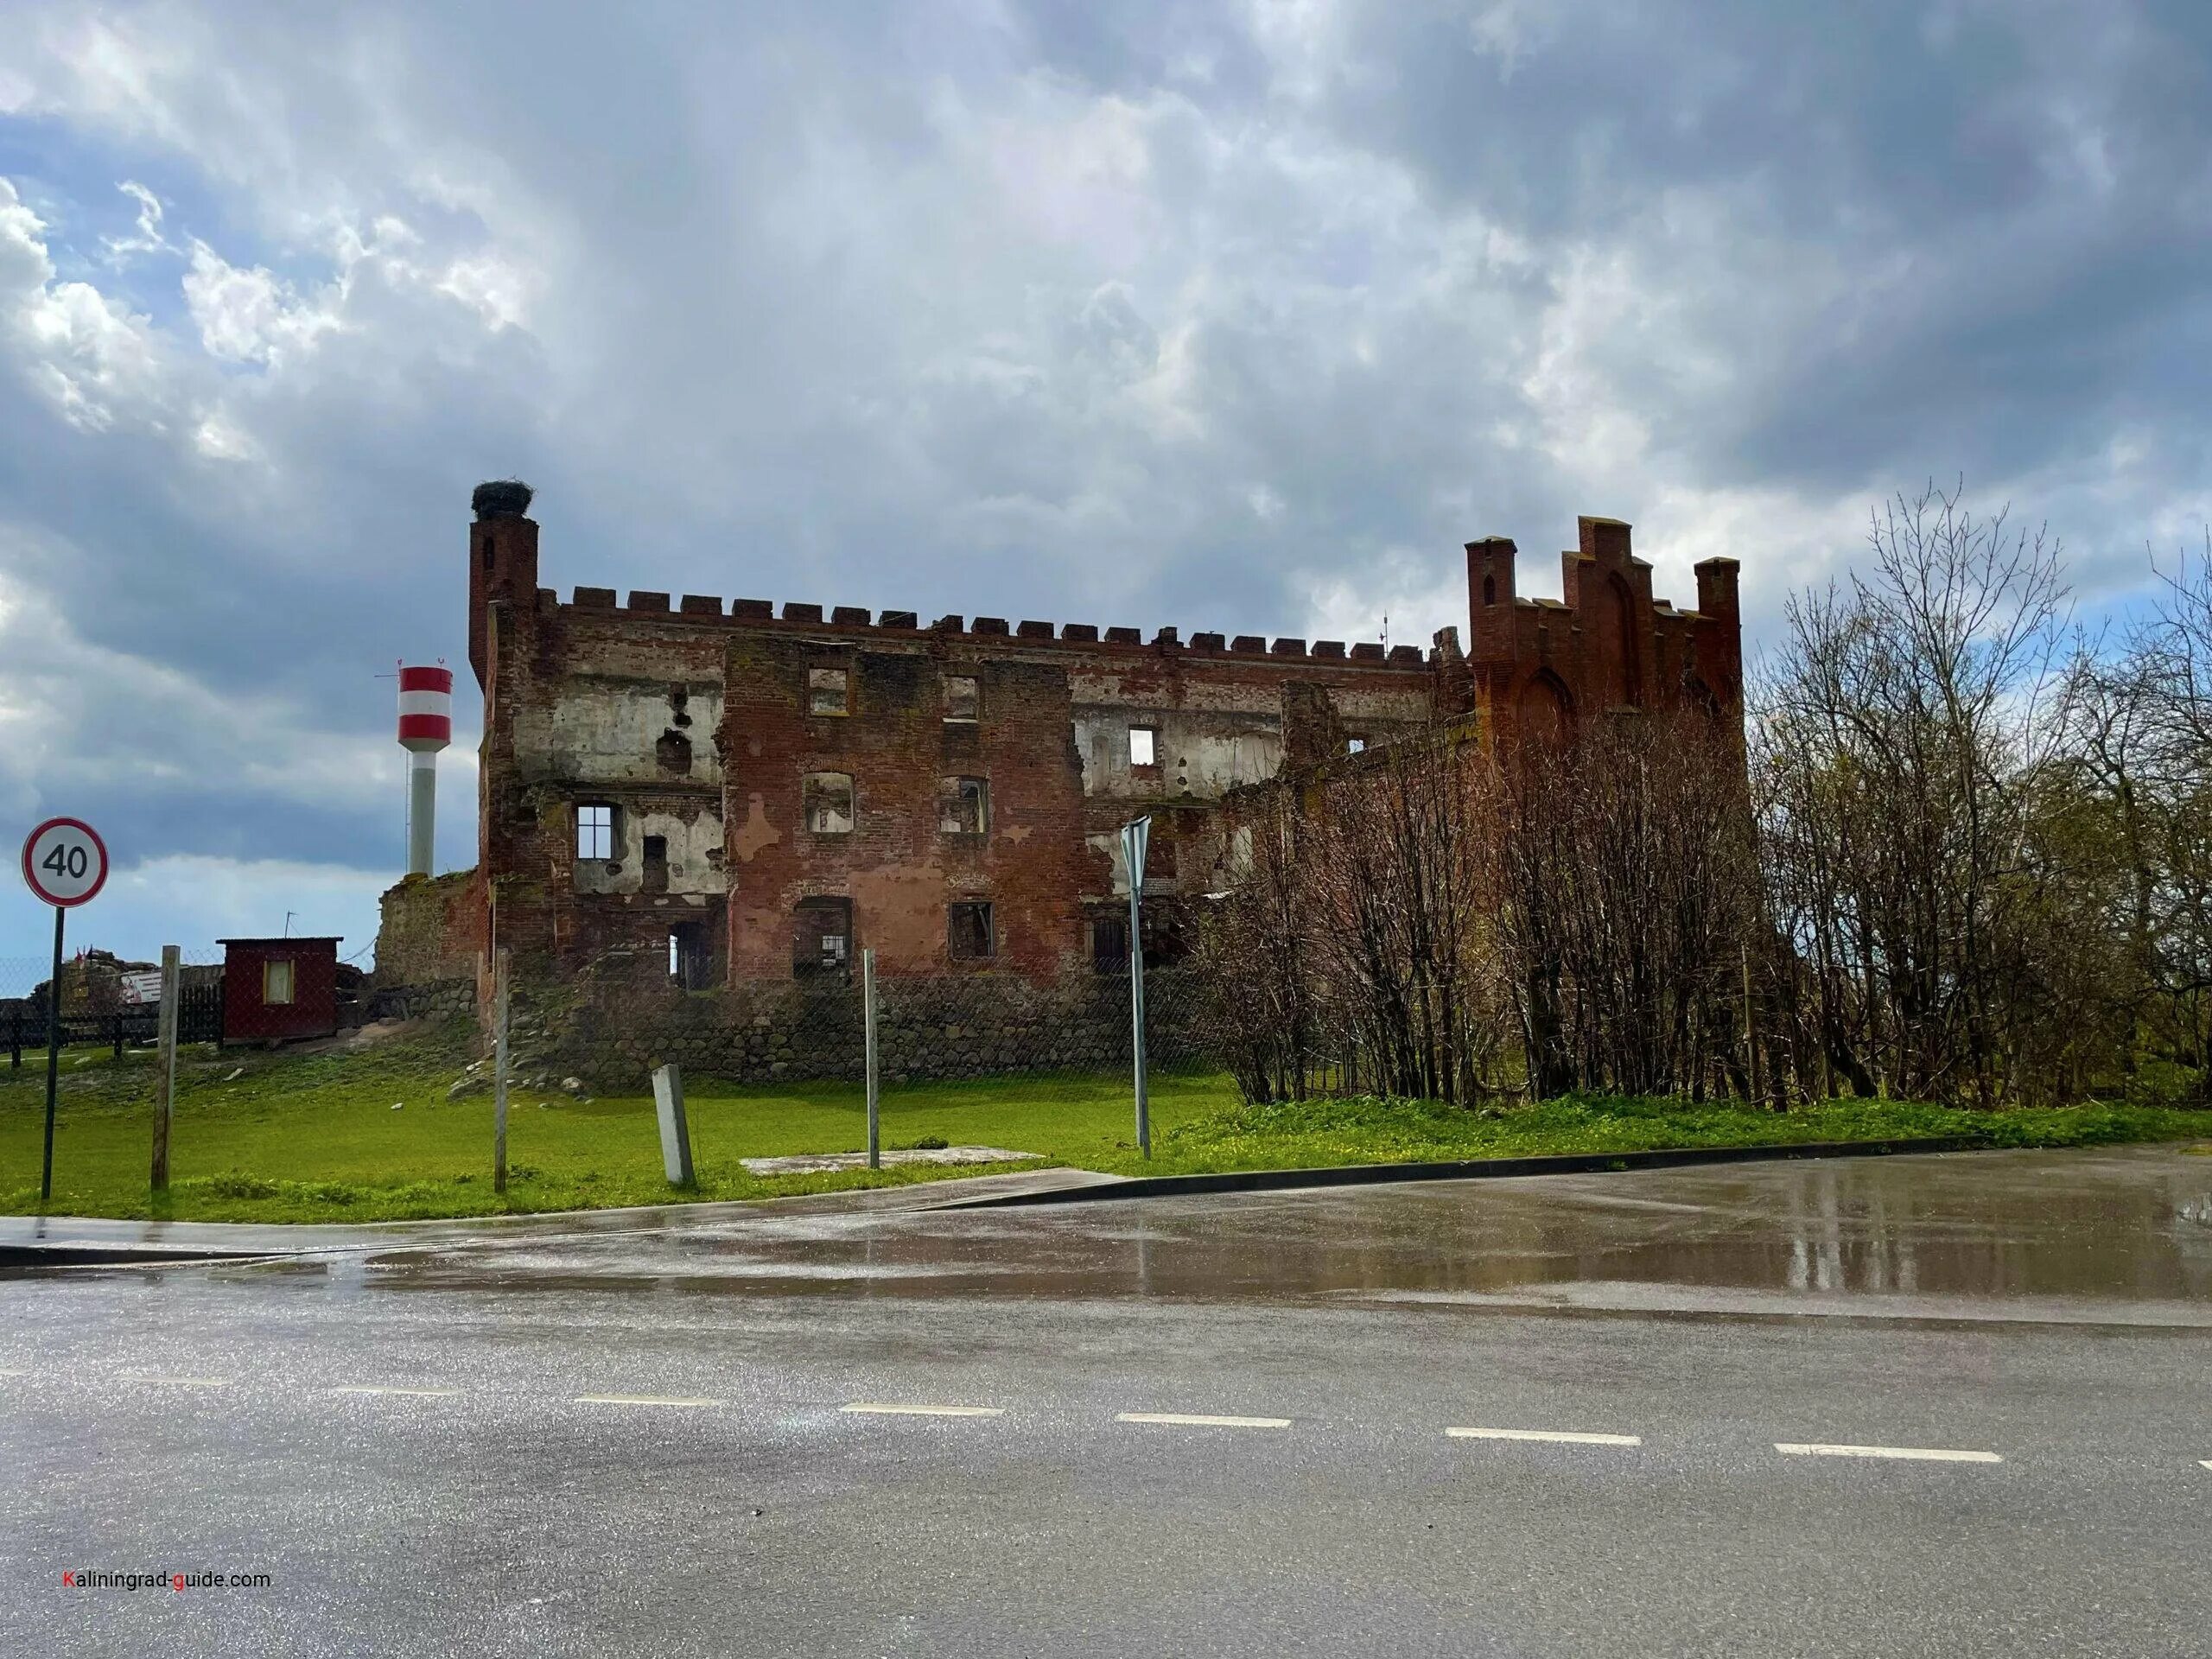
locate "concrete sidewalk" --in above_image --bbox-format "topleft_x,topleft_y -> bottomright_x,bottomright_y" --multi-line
0,1135 -> 2037,1266
0,1165 -> 1130,1266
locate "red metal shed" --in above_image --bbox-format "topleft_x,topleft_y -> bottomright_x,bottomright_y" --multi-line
219,938 -> 342,1045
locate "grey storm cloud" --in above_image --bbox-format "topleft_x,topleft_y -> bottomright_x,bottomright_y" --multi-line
0,0 -> 2205,957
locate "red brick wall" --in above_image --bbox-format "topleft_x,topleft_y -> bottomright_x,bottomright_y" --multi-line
721,637 -> 1089,977
416,506 -> 1746,988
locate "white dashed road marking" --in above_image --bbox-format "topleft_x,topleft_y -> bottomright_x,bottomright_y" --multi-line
137,1376 -> 230,1389
575,1395 -> 720,1408
1116,1412 -> 1291,1429
840,1402 -> 1003,1418
2200,1460 -> 2212,1473
334,1386 -> 461,1398
1447,1427 -> 1643,1446
1777,1442 -> 2001,1464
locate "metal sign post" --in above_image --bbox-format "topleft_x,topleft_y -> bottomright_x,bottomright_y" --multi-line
862,948 -> 880,1170
492,947 -> 512,1195
1121,817 -> 1152,1159
20,817 -> 111,1205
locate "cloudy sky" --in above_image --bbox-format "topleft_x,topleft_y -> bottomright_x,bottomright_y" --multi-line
1,0 -> 2207,969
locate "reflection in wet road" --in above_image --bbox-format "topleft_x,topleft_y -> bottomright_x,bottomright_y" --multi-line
9,1146 -> 2211,1656
361,1145 -> 2212,1323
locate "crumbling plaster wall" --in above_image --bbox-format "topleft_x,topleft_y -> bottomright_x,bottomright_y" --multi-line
515,678 -> 725,791
572,807 -> 727,896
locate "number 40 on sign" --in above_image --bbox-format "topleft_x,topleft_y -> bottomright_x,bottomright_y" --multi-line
21,816 -> 110,1205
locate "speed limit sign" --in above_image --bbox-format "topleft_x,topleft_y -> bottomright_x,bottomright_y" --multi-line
22,817 -> 108,907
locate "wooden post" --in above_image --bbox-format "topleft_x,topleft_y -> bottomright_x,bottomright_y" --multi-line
151,946 -> 179,1193
492,947 -> 511,1195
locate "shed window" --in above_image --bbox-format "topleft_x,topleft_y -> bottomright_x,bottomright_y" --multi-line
803,772 -> 855,834
263,959 -> 296,1006
944,675 -> 980,722
576,804 -> 614,861
1128,725 -> 1158,767
949,901 -> 995,960
940,776 -> 989,836
809,666 -> 850,715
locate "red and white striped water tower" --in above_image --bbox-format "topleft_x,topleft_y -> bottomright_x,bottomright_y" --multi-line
397,664 -> 453,877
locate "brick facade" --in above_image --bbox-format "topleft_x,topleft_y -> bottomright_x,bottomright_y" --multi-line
375,490 -> 1742,986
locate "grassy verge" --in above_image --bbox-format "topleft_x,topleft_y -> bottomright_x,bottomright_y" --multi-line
3,1024 -> 2206,1224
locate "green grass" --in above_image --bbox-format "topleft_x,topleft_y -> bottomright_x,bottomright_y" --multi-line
3,1023 -> 2208,1224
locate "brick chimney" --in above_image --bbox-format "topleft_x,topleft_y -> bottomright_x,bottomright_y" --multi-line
468,480 -> 539,690
1465,537 -> 1516,664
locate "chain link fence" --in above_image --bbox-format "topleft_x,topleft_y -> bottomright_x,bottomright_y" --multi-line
520,945 -> 1226,1094
0,944 -> 388,1067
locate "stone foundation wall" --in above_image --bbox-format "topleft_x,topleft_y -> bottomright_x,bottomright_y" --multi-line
539,966 -> 1224,1089
364,976 -> 479,1025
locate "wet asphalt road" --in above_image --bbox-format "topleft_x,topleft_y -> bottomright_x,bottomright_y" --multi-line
5,1146 -> 2211,1656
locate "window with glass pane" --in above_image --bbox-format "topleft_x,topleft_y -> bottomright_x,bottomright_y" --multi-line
263,959 -> 296,1005
576,803 -> 613,860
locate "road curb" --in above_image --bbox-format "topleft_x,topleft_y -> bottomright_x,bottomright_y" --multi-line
0,1243 -> 285,1269
940,1135 -> 1993,1208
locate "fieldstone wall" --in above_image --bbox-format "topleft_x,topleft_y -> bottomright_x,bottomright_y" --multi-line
363,976 -> 479,1025
540,966 -> 1224,1089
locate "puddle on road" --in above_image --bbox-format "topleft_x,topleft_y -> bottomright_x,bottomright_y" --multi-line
337,1147 -> 2212,1317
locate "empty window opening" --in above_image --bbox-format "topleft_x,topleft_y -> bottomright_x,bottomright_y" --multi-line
803,772 -> 855,835
669,683 -> 692,728
263,959 -> 296,1006
944,675 -> 980,722
809,666 -> 850,715
793,898 -> 853,979
642,834 -> 669,893
940,776 -> 990,836
949,901 -> 995,961
656,728 -> 692,774
1091,915 -> 1129,972
480,534 -> 494,572
1128,725 -> 1158,767
670,921 -> 718,990
576,803 -> 614,861
1482,575 -> 1496,607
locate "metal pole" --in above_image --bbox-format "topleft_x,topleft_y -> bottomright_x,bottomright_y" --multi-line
40,906 -> 62,1205
1124,817 -> 1150,1160
1742,941 -> 1761,1105
407,753 -> 437,878
862,948 -> 880,1170
492,947 -> 511,1195
151,945 -> 180,1193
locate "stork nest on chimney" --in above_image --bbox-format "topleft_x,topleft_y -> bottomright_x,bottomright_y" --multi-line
472,478 -> 536,519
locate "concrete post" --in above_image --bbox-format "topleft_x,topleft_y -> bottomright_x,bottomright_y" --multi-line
492,947 -> 511,1194
653,1063 -> 696,1187
862,949 -> 880,1170
151,945 -> 179,1193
